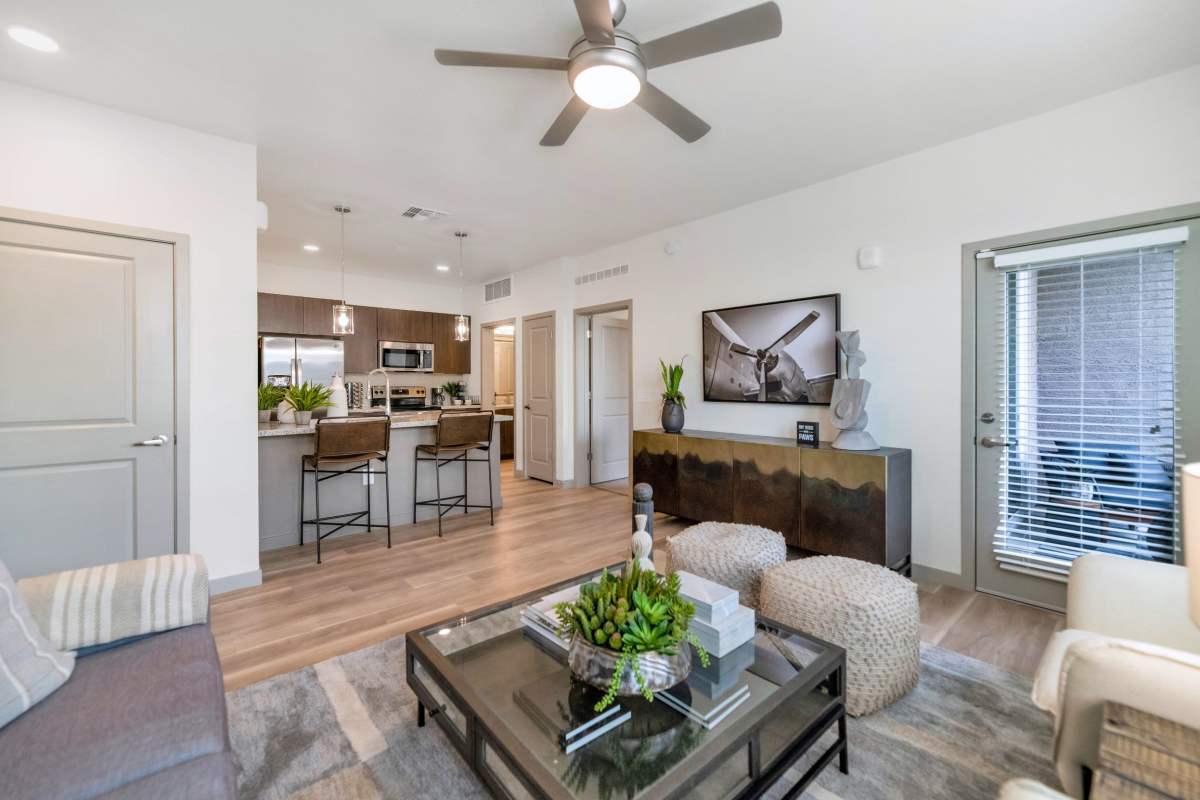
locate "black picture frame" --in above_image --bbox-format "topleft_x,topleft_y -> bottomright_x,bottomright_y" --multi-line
702,293 -> 841,406
796,421 -> 820,447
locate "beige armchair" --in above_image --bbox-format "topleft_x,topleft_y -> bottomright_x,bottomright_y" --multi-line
1031,552 -> 1200,797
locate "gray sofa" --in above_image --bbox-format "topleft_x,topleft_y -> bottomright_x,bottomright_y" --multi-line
0,622 -> 236,799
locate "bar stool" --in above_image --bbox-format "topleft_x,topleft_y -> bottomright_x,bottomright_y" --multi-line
300,415 -> 391,564
413,410 -> 495,537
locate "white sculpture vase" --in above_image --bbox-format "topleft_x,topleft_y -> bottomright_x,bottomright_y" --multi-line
327,375 -> 348,418
631,513 -> 654,571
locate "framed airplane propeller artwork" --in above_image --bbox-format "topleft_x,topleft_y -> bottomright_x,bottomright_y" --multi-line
701,293 -> 840,405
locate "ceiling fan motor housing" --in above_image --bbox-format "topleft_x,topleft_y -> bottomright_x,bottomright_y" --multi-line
567,31 -> 647,94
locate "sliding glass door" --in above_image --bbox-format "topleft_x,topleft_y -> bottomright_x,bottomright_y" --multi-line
974,220 -> 1197,608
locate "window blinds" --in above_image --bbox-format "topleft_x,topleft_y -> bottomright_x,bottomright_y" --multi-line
989,236 -> 1183,577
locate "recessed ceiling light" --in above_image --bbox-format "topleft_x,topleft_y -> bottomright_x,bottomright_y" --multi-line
302,243 -> 320,252
436,264 -> 450,272
7,26 -> 59,53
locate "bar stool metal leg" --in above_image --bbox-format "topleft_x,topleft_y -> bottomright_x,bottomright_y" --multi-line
463,451 -> 469,516
315,467 -> 323,565
487,449 -> 495,525
435,450 -> 444,538
412,448 -> 419,525
365,462 -> 372,533
299,463 -> 303,546
384,457 -> 391,548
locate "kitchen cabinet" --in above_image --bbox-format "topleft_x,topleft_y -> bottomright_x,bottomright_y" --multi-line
342,306 -> 378,374
379,309 -> 433,343
431,313 -> 471,374
301,297 -> 339,337
256,292 -> 470,374
257,293 -> 303,334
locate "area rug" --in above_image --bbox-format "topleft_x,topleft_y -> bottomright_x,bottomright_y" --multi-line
226,638 -> 1060,799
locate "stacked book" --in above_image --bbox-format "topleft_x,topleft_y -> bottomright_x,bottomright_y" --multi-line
519,584 -> 580,651
677,571 -> 757,658
514,668 -> 631,753
658,680 -> 751,730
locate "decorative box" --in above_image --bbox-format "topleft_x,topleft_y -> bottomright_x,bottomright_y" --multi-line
677,571 -> 740,624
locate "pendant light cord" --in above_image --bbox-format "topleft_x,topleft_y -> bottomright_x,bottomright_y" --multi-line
339,207 -> 346,303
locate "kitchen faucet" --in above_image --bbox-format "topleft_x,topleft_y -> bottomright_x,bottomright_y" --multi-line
366,368 -> 392,416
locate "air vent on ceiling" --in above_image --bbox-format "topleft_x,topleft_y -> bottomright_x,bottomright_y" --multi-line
574,264 -> 629,286
401,206 -> 448,222
484,276 -> 512,303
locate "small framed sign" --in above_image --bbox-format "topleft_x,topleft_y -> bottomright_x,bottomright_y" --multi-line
796,421 -> 820,447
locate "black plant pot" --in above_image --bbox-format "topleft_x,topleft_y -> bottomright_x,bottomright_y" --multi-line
661,402 -> 684,433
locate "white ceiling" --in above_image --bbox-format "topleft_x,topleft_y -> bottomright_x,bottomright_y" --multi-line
2,1 -> 1198,284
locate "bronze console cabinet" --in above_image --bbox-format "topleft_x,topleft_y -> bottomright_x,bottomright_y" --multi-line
633,428 -> 911,571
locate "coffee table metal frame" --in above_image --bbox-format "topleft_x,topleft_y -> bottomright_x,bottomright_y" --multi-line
407,564 -> 848,800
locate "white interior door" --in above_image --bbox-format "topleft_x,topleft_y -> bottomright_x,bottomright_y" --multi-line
0,218 -> 176,578
590,315 -> 630,484
523,313 -> 555,483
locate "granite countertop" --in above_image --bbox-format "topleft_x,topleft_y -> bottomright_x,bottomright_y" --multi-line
260,412 -> 512,438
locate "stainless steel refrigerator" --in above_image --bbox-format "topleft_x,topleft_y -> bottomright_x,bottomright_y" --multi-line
259,336 -> 344,388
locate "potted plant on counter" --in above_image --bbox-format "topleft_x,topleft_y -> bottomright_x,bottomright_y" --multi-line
555,561 -> 708,713
659,357 -> 687,433
257,385 -> 284,423
283,381 -> 333,425
440,380 -> 465,406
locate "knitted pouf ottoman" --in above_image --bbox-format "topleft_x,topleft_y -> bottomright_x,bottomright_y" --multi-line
666,522 -> 786,609
760,556 -> 919,716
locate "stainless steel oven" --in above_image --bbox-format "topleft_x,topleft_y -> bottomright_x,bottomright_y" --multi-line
378,340 -> 434,372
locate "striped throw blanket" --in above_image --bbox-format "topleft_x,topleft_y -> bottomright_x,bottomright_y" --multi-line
16,555 -> 209,651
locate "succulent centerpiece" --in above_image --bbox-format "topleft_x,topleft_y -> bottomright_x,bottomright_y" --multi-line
555,561 -> 709,712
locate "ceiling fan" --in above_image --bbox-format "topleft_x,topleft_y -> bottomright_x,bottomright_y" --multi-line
434,0 -> 782,146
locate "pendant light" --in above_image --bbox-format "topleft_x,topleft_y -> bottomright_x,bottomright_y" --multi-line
331,205 -> 355,335
453,231 -> 470,342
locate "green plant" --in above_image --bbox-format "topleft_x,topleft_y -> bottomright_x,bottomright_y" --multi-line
440,380 -> 463,399
257,384 -> 284,411
554,561 -> 709,712
659,357 -> 686,409
283,381 -> 334,412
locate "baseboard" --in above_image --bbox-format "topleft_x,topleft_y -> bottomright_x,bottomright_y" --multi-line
210,568 -> 262,595
911,563 -> 971,591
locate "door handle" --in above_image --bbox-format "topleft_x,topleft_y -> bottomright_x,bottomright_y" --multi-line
523,405 -> 531,410
979,435 -> 1010,448
134,434 -> 169,447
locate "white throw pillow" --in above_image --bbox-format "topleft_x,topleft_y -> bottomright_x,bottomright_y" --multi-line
0,559 -> 74,729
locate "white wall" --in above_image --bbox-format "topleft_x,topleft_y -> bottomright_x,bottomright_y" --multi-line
258,261 -> 464,313
0,81 -> 260,585
464,65 -> 1200,578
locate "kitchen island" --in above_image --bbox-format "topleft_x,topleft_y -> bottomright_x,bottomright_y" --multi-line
258,412 -> 511,551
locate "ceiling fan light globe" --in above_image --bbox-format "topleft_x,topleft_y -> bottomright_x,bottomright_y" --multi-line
573,64 -> 641,109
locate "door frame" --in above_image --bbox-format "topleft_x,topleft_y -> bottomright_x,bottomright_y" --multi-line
572,300 -> 633,487
960,201 -> 1200,601
522,310 -> 557,483
0,205 -> 192,556
477,317 -> 515,412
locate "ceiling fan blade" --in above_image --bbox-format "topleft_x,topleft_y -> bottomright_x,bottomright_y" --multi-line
540,96 -> 590,146
574,0 -> 616,44
640,2 -> 782,69
634,83 -> 711,143
434,49 -> 568,70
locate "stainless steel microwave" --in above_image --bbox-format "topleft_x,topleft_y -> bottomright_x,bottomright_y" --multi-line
378,340 -> 434,372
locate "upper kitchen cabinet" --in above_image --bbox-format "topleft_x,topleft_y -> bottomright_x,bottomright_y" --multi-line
343,306 -> 378,374
431,313 -> 471,374
257,293 -> 303,334
378,309 -> 433,343
301,296 -> 339,337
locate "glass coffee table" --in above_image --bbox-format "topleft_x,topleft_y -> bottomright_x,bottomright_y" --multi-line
406,565 -> 848,800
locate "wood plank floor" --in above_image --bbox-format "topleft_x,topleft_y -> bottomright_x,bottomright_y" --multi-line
212,462 -> 1063,691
